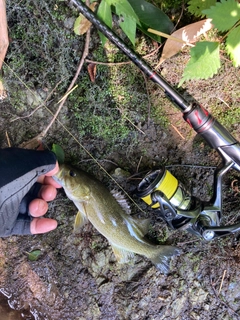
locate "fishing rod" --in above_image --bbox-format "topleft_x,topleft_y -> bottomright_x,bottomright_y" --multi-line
68,0 -> 240,241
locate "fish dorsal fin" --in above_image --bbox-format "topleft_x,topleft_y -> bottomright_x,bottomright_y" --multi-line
111,189 -> 131,214
125,216 -> 151,238
73,203 -> 88,232
110,242 -> 135,263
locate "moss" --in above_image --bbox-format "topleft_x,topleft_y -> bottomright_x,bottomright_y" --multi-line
5,0 -> 80,90
211,105 -> 240,130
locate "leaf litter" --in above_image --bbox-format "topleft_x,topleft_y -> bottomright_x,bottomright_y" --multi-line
155,19 -> 213,65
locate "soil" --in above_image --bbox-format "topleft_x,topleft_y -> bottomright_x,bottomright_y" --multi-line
0,1 -> 240,319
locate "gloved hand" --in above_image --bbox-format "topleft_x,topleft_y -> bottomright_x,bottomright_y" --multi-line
0,148 -> 60,237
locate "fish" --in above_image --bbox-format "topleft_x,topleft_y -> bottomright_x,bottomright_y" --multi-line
53,164 -> 180,273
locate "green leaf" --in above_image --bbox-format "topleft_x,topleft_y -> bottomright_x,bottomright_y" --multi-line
226,25 -> 240,67
115,3 -> 136,45
179,41 -> 221,86
128,0 -> 174,42
106,0 -> 139,22
52,143 -> 65,164
187,0 -> 216,17
202,0 -> 240,31
97,0 -> 112,45
27,250 -> 42,261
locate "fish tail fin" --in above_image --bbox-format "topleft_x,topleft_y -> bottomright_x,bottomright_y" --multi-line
150,246 -> 181,274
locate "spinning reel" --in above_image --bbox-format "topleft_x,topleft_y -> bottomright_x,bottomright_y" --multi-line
137,166 -> 240,241
69,0 -> 240,241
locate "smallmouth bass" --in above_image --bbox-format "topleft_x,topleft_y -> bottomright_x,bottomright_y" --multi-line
53,164 -> 180,273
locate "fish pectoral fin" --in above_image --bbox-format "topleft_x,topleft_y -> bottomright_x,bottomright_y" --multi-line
73,207 -> 88,232
110,243 -> 135,263
125,216 -> 151,238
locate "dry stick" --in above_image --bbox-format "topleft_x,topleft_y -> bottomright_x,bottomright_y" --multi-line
210,275 -> 239,318
218,269 -> 226,296
85,59 -> 131,66
170,2 -> 185,33
40,28 -> 91,138
171,123 -> 185,140
11,79 -> 65,122
85,46 -> 162,66
5,131 -> 11,147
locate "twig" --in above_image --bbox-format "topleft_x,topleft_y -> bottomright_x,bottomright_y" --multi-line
57,84 -> 78,104
116,106 -> 145,135
171,124 -> 185,140
143,44 -> 162,58
85,45 -> 162,67
171,1 -> 185,33
41,8 -> 91,138
218,269 -> 226,295
177,238 -> 200,246
210,274 -> 239,318
148,28 -> 194,47
5,131 -> 11,147
218,96 -> 230,109
85,59 -> 131,66
11,79 -> 64,122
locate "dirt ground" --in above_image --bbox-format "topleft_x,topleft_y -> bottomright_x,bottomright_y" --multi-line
0,1 -> 240,319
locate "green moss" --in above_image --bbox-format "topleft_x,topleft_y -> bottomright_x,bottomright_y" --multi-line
211,105 -> 240,130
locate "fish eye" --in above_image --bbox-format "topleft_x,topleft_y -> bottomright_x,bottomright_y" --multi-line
69,170 -> 76,177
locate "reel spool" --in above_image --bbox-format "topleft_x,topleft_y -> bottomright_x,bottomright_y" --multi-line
136,168 -> 201,230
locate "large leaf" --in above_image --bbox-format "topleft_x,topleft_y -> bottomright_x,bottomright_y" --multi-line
202,0 -> 240,31
115,4 -> 136,45
107,0 -> 139,22
97,0 -> 112,45
226,25 -> 240,67
159,19 -> 213,64
98,0 -> 138,45
128,0 -> 174,42
187,0 -> 216,17
179,41 -> 220,86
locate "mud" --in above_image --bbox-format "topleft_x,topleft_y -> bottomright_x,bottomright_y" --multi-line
0,1 -> 240,319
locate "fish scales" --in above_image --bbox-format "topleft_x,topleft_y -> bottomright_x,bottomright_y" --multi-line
53,164 -> 180,273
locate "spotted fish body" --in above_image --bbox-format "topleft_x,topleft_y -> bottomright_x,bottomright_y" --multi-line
53,164 -> 180,273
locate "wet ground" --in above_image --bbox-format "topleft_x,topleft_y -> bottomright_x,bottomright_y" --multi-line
0,1 -> 240,319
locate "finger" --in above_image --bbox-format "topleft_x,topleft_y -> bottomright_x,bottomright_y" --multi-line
30,217 -> 58,234
29,198 -> 48,217
45,162 -> 59,176
37,162 -> 59,184
38,184 -> 57,201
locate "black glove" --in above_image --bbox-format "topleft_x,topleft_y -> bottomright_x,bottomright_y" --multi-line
0,148 -> 57,237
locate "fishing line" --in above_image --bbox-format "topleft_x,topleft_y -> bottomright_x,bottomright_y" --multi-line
2,60 -> 146,214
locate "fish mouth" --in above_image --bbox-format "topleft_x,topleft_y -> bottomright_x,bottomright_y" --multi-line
52,167 -> 65,186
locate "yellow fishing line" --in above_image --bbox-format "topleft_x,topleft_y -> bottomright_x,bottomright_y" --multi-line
141,170 -> 178,209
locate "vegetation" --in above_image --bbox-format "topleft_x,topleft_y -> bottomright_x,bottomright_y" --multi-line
76,0 -> 240,84
181,0 -> 240,84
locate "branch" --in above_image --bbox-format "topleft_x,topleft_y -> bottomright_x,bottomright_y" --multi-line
41,28 -> 91,137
